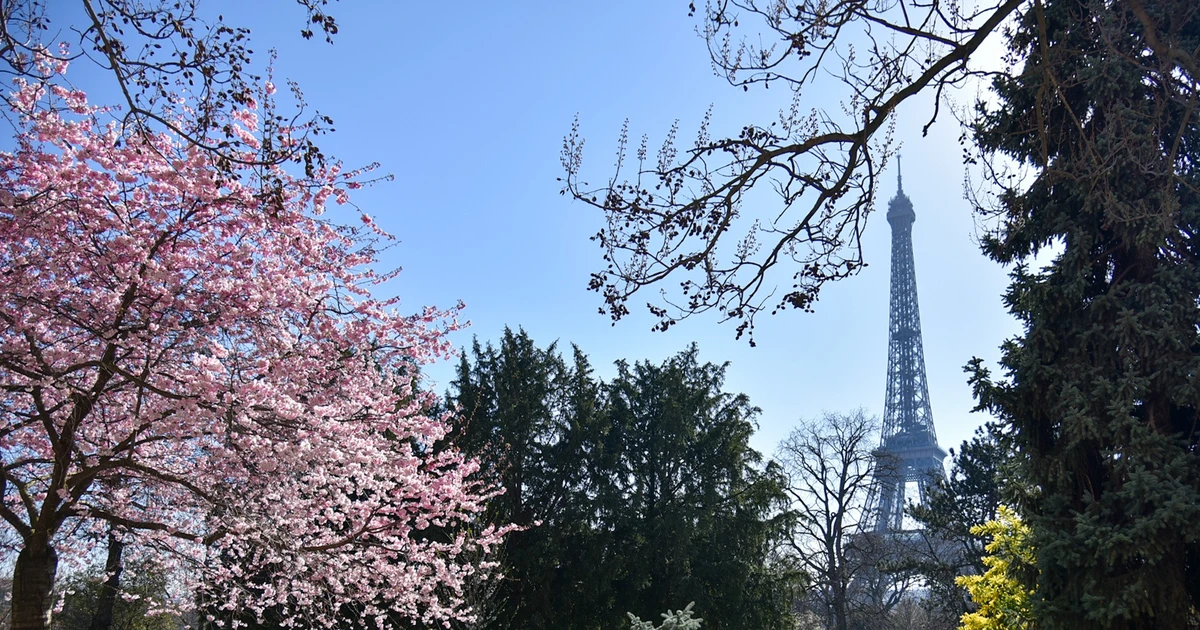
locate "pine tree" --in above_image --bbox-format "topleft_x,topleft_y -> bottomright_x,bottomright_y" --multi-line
967,0 -> 1200,626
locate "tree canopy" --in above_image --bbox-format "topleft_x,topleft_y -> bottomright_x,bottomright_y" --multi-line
445,330 -> 800,630
0,0 -> 342,172
906,424 -> 1012,624
966,0 -> 1200,625
0,59 -> 503,630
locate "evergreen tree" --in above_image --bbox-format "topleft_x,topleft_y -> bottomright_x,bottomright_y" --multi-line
52,557 -> 179,630
446,334 -> 798,629
602,346 -> 797,630
907,424 -> 1013,623
967,0 -> 1200,626
446,328 -> 575,628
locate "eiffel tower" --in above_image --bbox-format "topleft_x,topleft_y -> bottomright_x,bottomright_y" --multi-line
866,162 -> 948,534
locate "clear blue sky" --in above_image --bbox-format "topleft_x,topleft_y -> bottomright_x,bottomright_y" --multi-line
59,1 -> 1024,458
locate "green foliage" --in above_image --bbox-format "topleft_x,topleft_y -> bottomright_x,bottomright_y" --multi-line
967,0 -> 1200,626
446,329 -> 798,629
53,563 -> 178,630
907,424 -> 1013,622
956,507 -> 1035,630
627,602 -> 703,630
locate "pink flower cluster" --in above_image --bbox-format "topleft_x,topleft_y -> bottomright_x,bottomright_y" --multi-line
0,66 -> 507,627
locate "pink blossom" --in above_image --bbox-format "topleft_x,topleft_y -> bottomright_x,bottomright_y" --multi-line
0,68 -> 508,627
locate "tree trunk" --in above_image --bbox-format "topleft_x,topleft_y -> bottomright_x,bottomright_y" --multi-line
832,581 -> 849,630
88,532 -> 125,630
11,537 -> 58,630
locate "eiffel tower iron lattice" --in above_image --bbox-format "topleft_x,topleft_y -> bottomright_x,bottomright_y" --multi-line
865,162 -> 948,534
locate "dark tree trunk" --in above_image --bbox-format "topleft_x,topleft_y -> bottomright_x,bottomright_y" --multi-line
88,532 -> 125,630
11,537 -> 58,630
832,579 -> 849,630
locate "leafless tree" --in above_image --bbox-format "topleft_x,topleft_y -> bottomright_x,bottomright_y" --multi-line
562,0 -> 1024,343
776,409 -> 916,630
887,594 -> 955,630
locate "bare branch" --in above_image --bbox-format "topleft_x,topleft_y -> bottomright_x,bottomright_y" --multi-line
565,0 -> 1025,343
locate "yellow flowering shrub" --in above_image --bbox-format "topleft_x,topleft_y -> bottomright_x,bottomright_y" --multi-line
957,506 -> 1036,630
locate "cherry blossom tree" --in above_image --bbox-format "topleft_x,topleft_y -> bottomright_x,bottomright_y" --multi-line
0,56 -> 507,630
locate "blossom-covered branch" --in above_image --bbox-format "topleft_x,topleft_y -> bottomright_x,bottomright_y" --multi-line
0,61 -> 508,630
